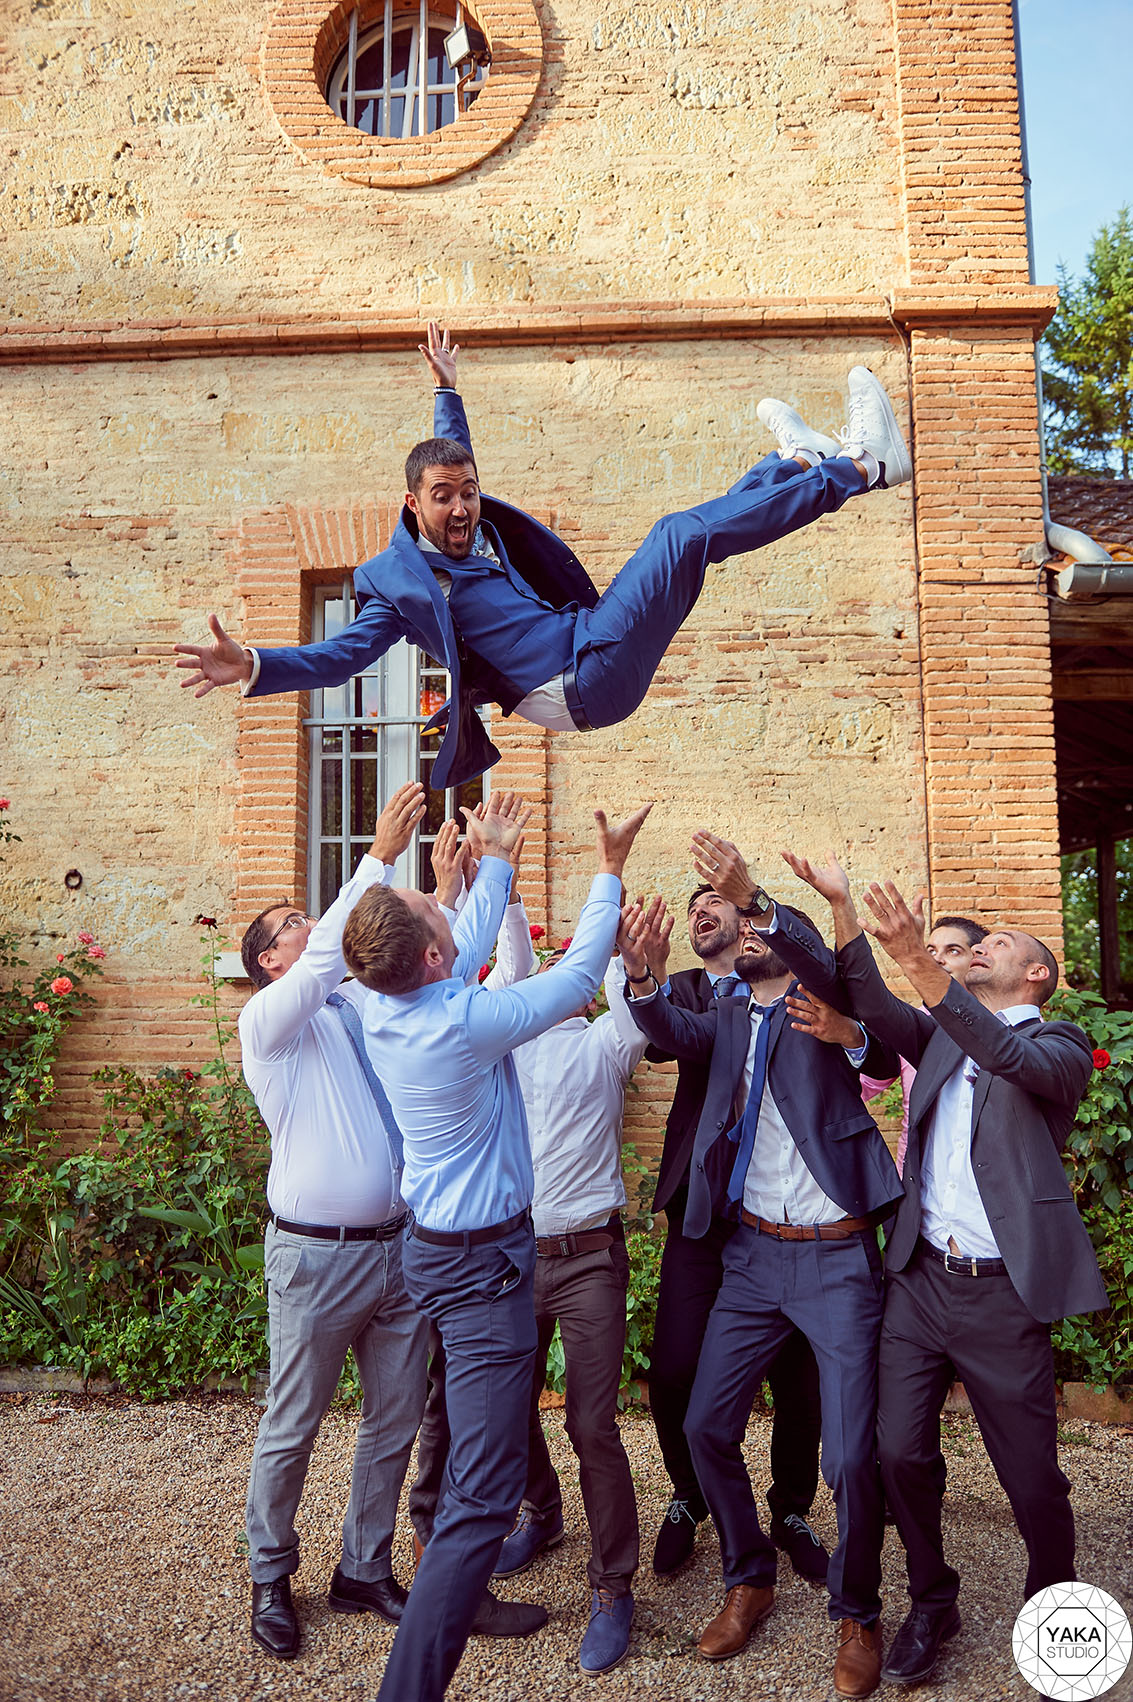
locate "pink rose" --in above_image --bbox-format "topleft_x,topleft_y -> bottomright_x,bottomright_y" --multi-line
78,931 -> 94,945
86,945 -> 106,960
33,1000 -> 49,1013
0,798 -> 9,810
50,976 -> 73,996
559,936 -> 573,951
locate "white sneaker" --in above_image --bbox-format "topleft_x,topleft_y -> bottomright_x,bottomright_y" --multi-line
757,397 -> 841,463
837,367 -> 912,487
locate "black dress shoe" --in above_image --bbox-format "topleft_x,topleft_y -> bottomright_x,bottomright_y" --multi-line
652,1496 -> 707,1577
251,1577 -> 301,1660
881,1603 -> 961,1684
770,1514 -> 829,1584
469,1588 -> 548,1637
328,1565 -> 409,1623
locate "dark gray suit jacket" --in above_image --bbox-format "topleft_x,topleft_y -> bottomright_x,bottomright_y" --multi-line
831,931 -> 1108,1325
628,918 -> 902,1240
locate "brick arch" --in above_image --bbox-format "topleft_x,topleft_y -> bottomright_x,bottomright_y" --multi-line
229,499 -> 551,934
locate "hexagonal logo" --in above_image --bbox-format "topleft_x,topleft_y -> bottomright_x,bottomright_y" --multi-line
1014,1582 -> 1132,1700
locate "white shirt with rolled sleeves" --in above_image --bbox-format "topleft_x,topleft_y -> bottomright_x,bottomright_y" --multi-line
511,958 -> 648,1238
920,1003 -> 1038,1260
238,854 -> 401,1227
360,864 -> 624,1235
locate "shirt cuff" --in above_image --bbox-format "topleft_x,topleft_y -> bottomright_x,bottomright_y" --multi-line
240,647 -> 261,695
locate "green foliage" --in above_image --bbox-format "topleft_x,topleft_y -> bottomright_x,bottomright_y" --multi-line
1060,843 -> 1133,994
1048,991 -> 1133,1390
1041,207 -> 1133,477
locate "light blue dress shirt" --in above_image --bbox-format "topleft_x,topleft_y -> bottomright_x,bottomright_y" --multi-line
361,863 -> 623,1233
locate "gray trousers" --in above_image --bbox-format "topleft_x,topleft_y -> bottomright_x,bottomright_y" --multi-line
245,1222 -> 428,1584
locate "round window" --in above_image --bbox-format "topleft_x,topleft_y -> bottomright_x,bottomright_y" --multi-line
326,8 -> 488,139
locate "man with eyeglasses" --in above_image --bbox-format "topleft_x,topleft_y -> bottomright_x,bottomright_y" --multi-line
237,781 -> 515,1663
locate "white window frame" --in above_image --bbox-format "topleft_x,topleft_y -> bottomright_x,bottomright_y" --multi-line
305,580 -> 486,909
327,2 -> 489,140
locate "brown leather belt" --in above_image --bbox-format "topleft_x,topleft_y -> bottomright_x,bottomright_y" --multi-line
740,1209 -> 875,1242
536,1213 -> 624,1258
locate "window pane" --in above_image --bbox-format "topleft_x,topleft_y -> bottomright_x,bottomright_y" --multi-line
321,757 -> 342,838
320,841 -> 342,915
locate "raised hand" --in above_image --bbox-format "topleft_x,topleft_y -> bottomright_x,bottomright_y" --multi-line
860,881 -> 928,963
785,984 -> 864,1050
616,899 -> 650,983
173,613 -> 253,697
430,818 -> 464,909
462,790 -> 533,859
418,320 -> 460,390
689,830 -> 760,910
594,803 -> 653,878
639,893 -> 674,981
371,782 -> 427,866
781,849 -> 852,905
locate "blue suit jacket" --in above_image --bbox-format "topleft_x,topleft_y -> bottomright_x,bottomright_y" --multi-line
628,914 -> 902,1241
249,392 -> 599,789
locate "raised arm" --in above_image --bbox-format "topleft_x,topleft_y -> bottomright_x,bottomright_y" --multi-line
419,320 -> 474,456
238,782 -> 424,1062
173,595 -> 408,701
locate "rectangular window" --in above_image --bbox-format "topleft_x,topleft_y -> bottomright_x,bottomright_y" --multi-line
306,581 -> 486,911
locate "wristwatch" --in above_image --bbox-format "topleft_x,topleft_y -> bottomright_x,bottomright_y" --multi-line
737,887 -> 771,919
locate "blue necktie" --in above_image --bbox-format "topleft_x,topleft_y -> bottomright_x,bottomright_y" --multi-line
326,991 -> 404,1165
713,974 -> 743,999
724,1005 -> 773,1209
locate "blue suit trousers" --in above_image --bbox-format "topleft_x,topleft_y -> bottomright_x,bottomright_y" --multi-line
376,1222 -> 537,1702
686,1222 -> 885,1625
573,452 -> 865,728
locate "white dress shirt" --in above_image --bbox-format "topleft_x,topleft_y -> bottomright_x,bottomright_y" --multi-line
239,855 -> 402,1227
739,996 -> 848,1227
920,1004 -> 1037,1259
512,959 -> 648,1236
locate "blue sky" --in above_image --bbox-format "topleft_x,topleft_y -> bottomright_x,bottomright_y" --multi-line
1018,0 -> 1132,285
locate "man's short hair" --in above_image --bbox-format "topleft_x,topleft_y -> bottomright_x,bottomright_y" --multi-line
929,914 -> 986,947
241,901 -> 293,991
1017,932 -> 1059,1005
342,886 -> 433,995
404,436 -> 478,495
686,882 -> 716,914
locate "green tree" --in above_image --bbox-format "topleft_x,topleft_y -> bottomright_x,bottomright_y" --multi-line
1042,207 -> 1133,478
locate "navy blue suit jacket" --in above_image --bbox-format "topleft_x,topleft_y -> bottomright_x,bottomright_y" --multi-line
628,916 -> 902,1241
249,392 -> 598,790
834,932 -> 1107,1324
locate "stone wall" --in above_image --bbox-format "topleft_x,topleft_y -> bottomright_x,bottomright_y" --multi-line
0,0 -> 1062,1158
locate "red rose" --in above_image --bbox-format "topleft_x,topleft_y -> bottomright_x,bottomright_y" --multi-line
478,964 -> 491,982
33,1000 -> 49,1014
77,931 -> 94,945
194,913 -> 218,930
559,936 -> 572,951
0,798 -> 9,810
86,944 -> 106,960
529,924 -> 545,940
50,976 -> 73,996
1092,1048 -> 1112,1069
56,953 -> 65,963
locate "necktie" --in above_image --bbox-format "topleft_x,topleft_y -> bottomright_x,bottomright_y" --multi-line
326,992 -> 404,1165
713,974 -> 742,999
724,1004 -> 773,1208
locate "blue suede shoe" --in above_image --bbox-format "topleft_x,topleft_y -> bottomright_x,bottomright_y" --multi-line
579,1588 -> 634,1675
492,1503 -> 565,1579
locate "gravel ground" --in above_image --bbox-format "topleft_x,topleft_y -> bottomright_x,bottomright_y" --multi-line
1,1393 -> 1130,1702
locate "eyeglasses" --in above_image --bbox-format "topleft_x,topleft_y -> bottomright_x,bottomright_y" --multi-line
263,912 -> 314,951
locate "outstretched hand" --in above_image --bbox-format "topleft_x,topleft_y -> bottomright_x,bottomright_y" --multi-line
430,818 -> 465,909
462,790 -> 532,859
785,985 -> 864,1050
617,899 -> 649,981
689,830 -> 760,911
638,893 -> 674,980
860,881 -> 928,963
371,782 -> 427,866
173,613 -> 253,697
595,803 -> 653,878
781,849 -> 852,906
418,320 -> 460,389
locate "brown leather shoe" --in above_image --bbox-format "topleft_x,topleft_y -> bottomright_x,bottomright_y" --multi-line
411,1532 -> 425,1566
833,1617 -> 882,1699
697,1584 -> 774,1661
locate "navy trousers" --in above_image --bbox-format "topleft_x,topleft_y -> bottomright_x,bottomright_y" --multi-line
573,453 -> 865,728
377,1223 -> 537,1702
686,1222 -> 885,1625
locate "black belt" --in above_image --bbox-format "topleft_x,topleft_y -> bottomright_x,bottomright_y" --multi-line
918,1236 -> 1006,1277
409,1206 -> 531,1249
271,1212 -> 408,1243
536,1212 -> 624,1258
561,664 -> 593,732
